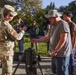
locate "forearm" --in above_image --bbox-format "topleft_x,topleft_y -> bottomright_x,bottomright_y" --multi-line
72,37 -> 75,49
16,30 -> 25,40
10,29 -> 25,40
75,37 -> 76,45
37,34 -> 49,42
55,33 -> 67,52
72,32 -> 76,49
55,38 -> 66,52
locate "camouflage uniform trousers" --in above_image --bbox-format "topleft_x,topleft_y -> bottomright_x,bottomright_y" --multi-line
0,55 -> 13,75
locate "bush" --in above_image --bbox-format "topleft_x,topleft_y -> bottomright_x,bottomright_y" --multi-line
14,37 -> 48,56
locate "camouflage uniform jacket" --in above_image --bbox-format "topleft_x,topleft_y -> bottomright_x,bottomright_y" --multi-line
0,20 -> 25,56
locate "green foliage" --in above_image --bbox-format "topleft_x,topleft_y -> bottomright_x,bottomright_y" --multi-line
38,42 -> 47,55
24,37 -> 30,42
34,9 -> 46,35
9,0 -> 47,35
10,0 -> 76,35
58,0 -> 76,23
44,2 -> 56,13
44,0 -> 76,23
15,37 -> 48,56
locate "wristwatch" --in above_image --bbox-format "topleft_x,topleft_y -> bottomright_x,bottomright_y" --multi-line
54,51 -> 58,53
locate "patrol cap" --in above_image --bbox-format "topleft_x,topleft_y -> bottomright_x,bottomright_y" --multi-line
3,5 -> 17,16
9,11 -> 17,17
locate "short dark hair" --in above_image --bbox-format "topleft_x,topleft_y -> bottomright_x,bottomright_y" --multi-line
63,11 -> 73,18
3,8 -> 10,17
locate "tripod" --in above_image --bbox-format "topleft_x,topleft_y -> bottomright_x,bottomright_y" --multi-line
12,48 -> 44,75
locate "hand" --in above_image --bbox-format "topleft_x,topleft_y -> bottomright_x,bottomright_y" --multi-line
18,19 -> 23,24
72,48 -> 74,51
22,26 -> 27,31
31,39 -> 38,43
51,51 -> 57,57
19,27 -> 22,30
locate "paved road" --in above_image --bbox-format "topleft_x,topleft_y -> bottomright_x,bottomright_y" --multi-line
0,57 -> 52,75
12,56 -> 52,75
0,56 -> 76,75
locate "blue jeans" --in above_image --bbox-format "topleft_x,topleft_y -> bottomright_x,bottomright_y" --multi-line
69,54 -> 74,75
74,45 -> 76,57
52,56 -> 70,75
69,46 -> 76,74
18,39 -> 24,52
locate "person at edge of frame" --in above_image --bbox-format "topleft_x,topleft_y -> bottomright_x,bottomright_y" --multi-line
31,9 -> 72,75
44,23 -> 53,53
16,18 -> 25,53
63,11 -> 76,75
0,5 -> 27,75
29,20 -> 41,60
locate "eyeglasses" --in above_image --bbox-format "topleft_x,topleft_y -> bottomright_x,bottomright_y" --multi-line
33,22 -> 36,23
9,14 -> 13,17
48,17 -> 55,20
48,17 -> 52,20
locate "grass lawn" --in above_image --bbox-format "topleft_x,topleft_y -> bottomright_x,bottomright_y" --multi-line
14,37 -> 48,56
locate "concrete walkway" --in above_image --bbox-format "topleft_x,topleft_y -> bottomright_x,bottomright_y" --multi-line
0,56 -> 76,75
12,56 -> 52,75
0,56 -> 52,75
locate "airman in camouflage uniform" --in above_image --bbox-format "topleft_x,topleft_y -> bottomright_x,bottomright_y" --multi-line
0,5 -> 27,75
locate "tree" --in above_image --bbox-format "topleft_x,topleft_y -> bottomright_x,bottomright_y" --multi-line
0,0 -> 18,7
58,0 -> 76,23
44,2 -> 56,13
14,0 -> 42,16
9,0 -> 43,23
8,0 -> 45,35
68,1 -> 76,22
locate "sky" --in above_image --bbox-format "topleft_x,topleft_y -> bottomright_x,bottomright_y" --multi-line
42,0 -> 74,8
